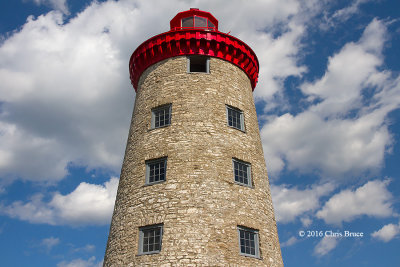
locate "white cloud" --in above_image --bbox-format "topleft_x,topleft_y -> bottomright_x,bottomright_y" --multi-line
316,180 -> 394,225
0,177 -> 118,226
261,19 -> 400,177
314,236 -> 339,256
57,256 -> 102,267
0,1 -> 139,184
262,111 -> 390,176
41,236 -> 60,252
281,236 -> 298,247
28,0 -> 70,15
73,244 -> 96,253
300,216 -> 312,227
271,183 -> 334,223
302,18 -> 386,116
331,0 -> 371,22
371,222 -> 400,242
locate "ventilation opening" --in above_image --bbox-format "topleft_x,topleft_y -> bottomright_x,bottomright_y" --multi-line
188,56 -> 209,73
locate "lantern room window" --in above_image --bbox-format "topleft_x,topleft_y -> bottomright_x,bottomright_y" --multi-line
195,16 -> 207,27
182,17 -> 193,28
181,16 -> 216,30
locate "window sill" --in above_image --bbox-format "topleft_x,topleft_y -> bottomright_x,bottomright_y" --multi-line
137,251 -> 161,256
187,71 -> 210,74
234,181 -> 254,189
148,125 -> 171,131
227,125 -> 246,133
144,181 -> 166,186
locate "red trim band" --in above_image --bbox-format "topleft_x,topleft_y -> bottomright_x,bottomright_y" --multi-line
129,30 -> 259,91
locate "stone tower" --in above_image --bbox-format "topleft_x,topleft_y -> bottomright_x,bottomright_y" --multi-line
104,9 -> 283,266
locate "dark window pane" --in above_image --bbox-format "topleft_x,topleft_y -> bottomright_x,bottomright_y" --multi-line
141,226 -> 162,254
234,160 -> 250,186
195,16 -> 207,27
189,56 -> 208,73
239,229 -> 257,256
227,106 -> 243,130
208,20 -> 215,29
153,105 -> 171,128
182,17 -> 193,27
148,159 -> 166,184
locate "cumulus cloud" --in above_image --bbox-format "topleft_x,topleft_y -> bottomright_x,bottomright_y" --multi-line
271,183 -> 334,223
371,222 -> 400,242
314,236 -> 339,256
28,0 -> 70,15
316,180 -> 394,225
0,177 -> 118,226
262,111 -> 390,176
261,19 -> 400,177
57,256 -> 102,267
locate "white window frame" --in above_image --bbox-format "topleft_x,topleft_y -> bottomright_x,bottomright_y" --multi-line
146,157 -> 167,185
237,226 -> 260,258
187,55 -> 210,73
151,104 -> 172,129
138,224 -> 163,255
226,105 -> 245,131
232,158 -> 252,187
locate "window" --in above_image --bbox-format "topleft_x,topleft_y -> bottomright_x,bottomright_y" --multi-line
194,16 -> 207,28
180,16 -> 216,30
238,226 -> 260,258
226,105 -> 244,131
139,224 -> 163,255
187,55 -> 209,73
146,158 -> 167,185
233,159 -> 251,187
151,104 -> 171,129
181,17 -> 193,28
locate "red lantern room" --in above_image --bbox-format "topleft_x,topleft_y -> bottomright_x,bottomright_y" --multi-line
129,9 -> 259,91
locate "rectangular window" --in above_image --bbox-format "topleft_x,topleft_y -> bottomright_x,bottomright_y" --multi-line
187,55 -> 209,73
238,226 -> 260,258
226,105 -> 244,131
146,158 -> 167,185
151,104 -> 171,129
181,17 -> 194,28
233,159 -> 251,187
194,16 -> 207,28
139,224 -> 163,255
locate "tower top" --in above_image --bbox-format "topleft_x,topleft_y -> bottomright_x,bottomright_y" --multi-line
129,9 -> 259,91
170,8 -> 219,31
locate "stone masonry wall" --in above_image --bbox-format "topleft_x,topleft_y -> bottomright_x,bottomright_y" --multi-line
104,56 -> 284,266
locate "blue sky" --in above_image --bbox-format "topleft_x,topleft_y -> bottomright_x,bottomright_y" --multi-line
0,0 -> 399,266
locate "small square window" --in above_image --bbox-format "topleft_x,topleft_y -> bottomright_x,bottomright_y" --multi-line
226,105 -> 244,131
151,104 -> 171,129
233,159 -> 251,187
187,56 -> 209,73
146,158 -> 167,185
238,226 -> 260,258
139,224 -> 163,255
